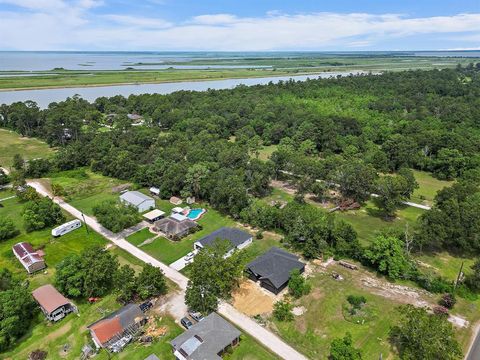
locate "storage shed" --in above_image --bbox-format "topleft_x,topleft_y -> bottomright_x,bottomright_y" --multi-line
120,191 -> 155,212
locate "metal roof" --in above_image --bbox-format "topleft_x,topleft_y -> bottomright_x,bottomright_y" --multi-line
32,284 -> 73,314
120,191 -> 154,206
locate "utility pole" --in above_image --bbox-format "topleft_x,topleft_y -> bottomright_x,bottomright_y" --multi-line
453,261 -> 464,293
81,213 -> 89,235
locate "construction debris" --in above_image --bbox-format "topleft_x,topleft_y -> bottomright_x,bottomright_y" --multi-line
338,261 -> 358,270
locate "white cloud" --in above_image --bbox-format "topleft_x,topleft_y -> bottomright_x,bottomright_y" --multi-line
0,9 -> 479,50
104,14 -> 171,28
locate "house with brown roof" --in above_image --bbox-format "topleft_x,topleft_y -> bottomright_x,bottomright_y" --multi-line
88,304 -> 147,352
154,214 -> 199,240
32,284 -> 77,322
12,242 -> 46,274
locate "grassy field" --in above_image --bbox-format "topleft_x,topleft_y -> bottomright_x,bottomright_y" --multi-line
0,128 -> 54,169
126,227 -> 155,245
271,263 -> 401,359
411,170 -> 454,205
130,204 -> 237,264
335,201 -> 426,245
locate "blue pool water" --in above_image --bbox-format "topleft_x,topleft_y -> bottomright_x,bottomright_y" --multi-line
187,208 -> 204,220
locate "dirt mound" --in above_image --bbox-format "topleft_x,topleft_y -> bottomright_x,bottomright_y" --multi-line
232,281 -> 274,316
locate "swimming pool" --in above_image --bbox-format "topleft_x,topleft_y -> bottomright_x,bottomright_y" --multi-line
186,208 -> 205,220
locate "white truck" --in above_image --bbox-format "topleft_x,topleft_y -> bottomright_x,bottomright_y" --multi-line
51,219 -> 82,237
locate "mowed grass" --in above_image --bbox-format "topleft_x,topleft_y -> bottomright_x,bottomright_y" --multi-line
0,128 -> 54,169
272,264 -> 400,359
126,227 -> 155,246
224,334 -> 279,360
334,201 -> 426,245
133,204 -> 237,264
411,170 -> 454,206
415,252 -> 476,281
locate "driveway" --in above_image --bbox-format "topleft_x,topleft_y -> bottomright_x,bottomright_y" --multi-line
27,180 -> 309,360
170,253 -> 194,271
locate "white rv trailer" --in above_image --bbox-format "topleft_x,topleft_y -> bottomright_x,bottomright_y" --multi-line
51,219 -> 82,237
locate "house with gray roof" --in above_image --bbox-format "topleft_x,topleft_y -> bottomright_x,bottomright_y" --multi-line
194,227 -> 252,257
246,247 -> 305,294
154,215 -> 198,240
170,312 -> 241,360
120,191 -> 155,212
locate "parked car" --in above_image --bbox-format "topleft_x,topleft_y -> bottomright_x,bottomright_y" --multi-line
140,301 -> 153,312
189,311 -> 204,322
181,317 -> 193,329
184,252 -> 195,262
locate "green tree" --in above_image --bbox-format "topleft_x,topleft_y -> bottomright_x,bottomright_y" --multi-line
466,259 -> 480,291
288,269 -> 311,298
55,246 -> 119,298
364,235 -> 413,280
0,218 -> 19,241
0,168 -> 9,185
22,197 -> 65,232
390,305 -> 462,360
92,200 -> 141,233
12,154 -> 25,171
182,163 -> 210,199
334,161 -> 378,203
185,240 -> 244,313
0,269 -> 37,352
329,333 -> 362,360
114,265 -> 136,303
136,264 -> 167,300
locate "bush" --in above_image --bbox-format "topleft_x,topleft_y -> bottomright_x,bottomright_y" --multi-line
92,200 -> 141,233
288,269 -> 311,298
0,218 -> 19,241
273,300 -> 294,321
415,273 -> 453,294
347,295 -> 367,309
439,293 -> 456,309
433,305 -> 449,316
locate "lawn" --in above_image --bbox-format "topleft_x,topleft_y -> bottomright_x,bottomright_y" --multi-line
224,334 -> 279,360
126,228 -> 155,246
131,204 -> 237,264
410,170 -> 454,206
333,201 -> 426,245
0,128 -> 54,169
271,263 -> 402,359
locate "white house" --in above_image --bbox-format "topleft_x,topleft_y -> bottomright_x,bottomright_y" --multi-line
119,191 -> 155,213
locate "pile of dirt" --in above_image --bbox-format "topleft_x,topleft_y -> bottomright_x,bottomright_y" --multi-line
232,281 -> 274,316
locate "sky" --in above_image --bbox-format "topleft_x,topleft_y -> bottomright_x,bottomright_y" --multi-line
0,0 -> 479,51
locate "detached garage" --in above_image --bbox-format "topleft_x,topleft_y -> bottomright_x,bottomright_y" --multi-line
120,191 -> 155,212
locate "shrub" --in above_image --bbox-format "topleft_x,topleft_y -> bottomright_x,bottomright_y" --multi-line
347,295 -> 367,310
0,217 -> 19,241
273,300 -> 294,321
439,293 -> 456,309
288,269 -> 311,298
22,197 -> 65,232
433,305 -> 449,316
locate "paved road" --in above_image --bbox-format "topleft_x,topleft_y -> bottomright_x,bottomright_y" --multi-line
28,180 -> 308,360
466,324 -> 480,360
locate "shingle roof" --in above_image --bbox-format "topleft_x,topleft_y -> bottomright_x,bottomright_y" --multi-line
246,247 -> 305,288
120,191 -> 154,206
144,355 -> 160,360
32,284 -> 72,314
171,313 -> 241,360
88,304 -> 145,345
196,227 -> 252,250
154,216 -> 198,236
